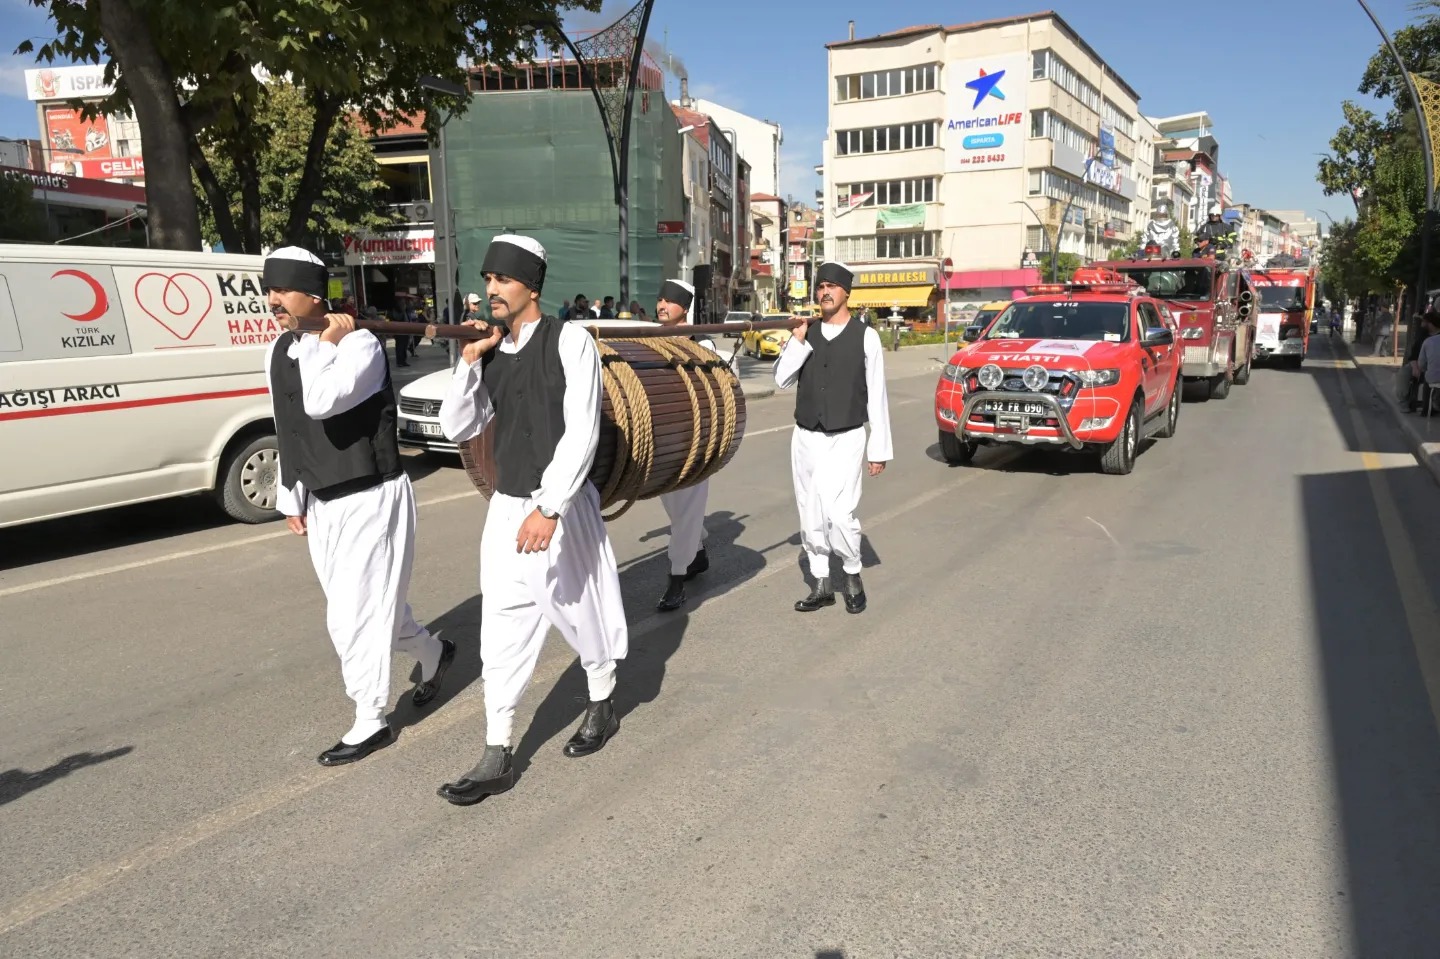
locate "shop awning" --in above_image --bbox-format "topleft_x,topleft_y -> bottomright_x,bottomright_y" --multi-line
848,285 -> 934,308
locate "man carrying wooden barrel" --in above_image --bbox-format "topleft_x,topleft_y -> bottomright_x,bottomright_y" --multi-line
653,278 -> 715,612
773,260 -> 893,614
435,234 -> 629,806
263,246 -> 455,767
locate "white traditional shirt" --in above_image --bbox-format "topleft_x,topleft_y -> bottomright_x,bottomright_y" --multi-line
773,316 -> 894,463
439,318 -> 602,518
264,329 -> 389,517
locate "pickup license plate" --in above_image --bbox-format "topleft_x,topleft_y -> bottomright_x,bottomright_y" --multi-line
981,399 -> 1047,416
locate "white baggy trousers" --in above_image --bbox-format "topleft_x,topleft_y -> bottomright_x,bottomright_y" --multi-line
659,479 -> 709,575
791,425 -> 867,579
305,473 -> 439,723
479,482 -> 629,746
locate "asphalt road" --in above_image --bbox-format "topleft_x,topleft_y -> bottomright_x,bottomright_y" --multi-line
3,337 -> 1439,958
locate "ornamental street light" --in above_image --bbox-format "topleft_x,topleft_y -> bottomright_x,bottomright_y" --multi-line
529,0 -> 658,316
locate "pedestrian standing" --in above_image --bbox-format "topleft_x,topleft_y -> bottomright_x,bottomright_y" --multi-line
773,260 -> 893,614
435,235 -> 628,805
653,278 -> 714,612
262,246 -> 455,766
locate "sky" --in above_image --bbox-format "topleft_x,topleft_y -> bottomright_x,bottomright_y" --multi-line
0,0 -> 1428,232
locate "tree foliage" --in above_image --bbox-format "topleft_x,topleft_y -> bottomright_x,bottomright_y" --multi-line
17,0 -> 601,250
194,82 -> 398,251
0,176 -> 46,242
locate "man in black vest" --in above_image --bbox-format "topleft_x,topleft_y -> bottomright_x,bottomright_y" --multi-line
435,234 -> 629,806
263,246 -> 455,767
773,260 -> 893,614
654,278 -> 715,612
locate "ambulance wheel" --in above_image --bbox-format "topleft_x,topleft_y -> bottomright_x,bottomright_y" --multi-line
939,429 -> 977,465
218,433 -> 282,524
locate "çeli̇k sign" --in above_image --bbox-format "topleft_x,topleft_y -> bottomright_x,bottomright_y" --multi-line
944,53 -> 1030,173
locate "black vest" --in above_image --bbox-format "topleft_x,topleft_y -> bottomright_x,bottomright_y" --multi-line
271,331 -> 401,501
794,318 -> 868,433
481,315 -> 569,498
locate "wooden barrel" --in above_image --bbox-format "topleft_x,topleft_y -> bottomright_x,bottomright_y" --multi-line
459,335 -> 747,519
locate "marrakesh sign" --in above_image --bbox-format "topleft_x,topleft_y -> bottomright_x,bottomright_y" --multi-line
341,229 -> 436,266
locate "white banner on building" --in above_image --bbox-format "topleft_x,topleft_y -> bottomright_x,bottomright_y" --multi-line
24,65 -> 117,101
944,53 -> 1030,173
341,229 -> 435,266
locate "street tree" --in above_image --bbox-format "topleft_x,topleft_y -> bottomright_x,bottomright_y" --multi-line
194,82 -> 398,252
1316,102 -> 1389,213
0,176 -> 45,242
17,0 -> 600,251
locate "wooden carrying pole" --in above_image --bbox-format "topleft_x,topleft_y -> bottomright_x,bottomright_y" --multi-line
283,316 -> 805,341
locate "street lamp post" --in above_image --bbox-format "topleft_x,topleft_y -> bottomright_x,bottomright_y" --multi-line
1012,200 -> 1059,282
533,0 -> 658,316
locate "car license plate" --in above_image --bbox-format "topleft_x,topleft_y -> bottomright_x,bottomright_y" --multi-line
981,399 -> 1047,416
404,421 -> 443,437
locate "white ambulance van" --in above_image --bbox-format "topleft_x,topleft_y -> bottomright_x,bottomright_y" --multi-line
0,243 -> 285,529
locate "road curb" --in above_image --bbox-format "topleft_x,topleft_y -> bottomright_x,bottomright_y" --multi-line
1337,338 -> 1440,488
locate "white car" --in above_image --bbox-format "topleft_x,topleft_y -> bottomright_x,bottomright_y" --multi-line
397,368 -> 456,454
396,318 -> 660,456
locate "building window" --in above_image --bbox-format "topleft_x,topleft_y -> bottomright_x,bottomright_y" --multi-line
1033,49 -> 1099,111
836,231 -> 939,261
835,177 -> 937,207
835,122 -> 938,156
1026,225 -> 1050,252
1031,110 -> 1096,155
1101,98 -> 1134,138
836,64 -> 939,102
1028,171 -> 1042,195
1032,49 -> 1048,80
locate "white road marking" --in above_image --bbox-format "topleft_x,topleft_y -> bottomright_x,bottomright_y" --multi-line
1086,516 -> 1121,547
0,490 -> 479,599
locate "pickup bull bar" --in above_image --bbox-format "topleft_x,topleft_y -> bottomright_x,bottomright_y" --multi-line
957,390 -> 1085,451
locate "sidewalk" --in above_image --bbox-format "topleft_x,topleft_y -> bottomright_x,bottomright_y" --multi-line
1338,336 -> 1440,487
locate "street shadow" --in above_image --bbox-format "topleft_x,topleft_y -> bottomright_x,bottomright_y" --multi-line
511,509 -> 768,773
0,494 -> 248,573
0,746 -> 134,807
401,452 -> 460,484
388,594 -> 486,735
1302,341 -> 1414,456
1300,467 -> 1440,954
815,952 -> 846,958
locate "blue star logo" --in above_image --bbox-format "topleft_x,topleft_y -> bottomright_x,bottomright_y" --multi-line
965,68 -> 1006,109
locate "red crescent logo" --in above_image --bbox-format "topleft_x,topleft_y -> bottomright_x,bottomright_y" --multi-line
53,269 -> 110,323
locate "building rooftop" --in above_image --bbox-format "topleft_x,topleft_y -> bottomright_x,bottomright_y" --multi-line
670,105 -> 712,146
826,11 -> 1140,103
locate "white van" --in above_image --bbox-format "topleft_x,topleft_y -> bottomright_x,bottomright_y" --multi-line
0,244 -> 284,529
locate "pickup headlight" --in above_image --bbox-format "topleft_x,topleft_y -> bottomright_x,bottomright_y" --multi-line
1074,369 -> 1121,387
942,362 -> 965,382
1181,327 -> 1205,340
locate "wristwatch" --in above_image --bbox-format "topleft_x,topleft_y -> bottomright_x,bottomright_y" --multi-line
537,505 -> 558,520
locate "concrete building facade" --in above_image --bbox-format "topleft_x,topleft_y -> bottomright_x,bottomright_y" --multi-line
823,12 -> 1146,314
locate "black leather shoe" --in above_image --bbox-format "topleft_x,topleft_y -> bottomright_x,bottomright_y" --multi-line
841,572 -> 867,614
437,746 -> 514,805
794,577 -> 835,612
563,698 -> 618,757
656,575 -> 686,612
684,548 -> 709,581
317,726 -> 392,766
411,637 -> 456,707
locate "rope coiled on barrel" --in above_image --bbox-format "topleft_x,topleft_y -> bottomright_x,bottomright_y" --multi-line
597,336 -> 742,520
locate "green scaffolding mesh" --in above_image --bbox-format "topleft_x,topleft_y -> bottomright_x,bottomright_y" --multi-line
444,89 -> 684,314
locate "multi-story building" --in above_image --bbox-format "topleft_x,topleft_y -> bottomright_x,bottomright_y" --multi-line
823,12 -> 1146,315
1148,111 -> 1221,229
750,193 -> 785,311
682,89 -> 784,199
670,109 -> 713,297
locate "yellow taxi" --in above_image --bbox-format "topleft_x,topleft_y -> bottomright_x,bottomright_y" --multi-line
742,314 -> 795,359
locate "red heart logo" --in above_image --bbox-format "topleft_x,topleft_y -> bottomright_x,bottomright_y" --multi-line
134,272 -> 213,341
